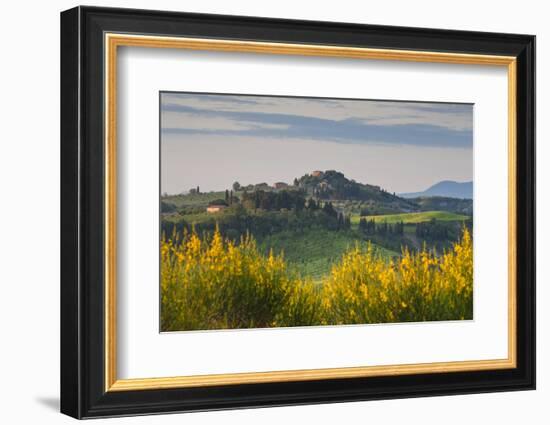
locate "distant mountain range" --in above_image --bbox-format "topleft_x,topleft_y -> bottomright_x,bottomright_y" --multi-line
400,181 -> 473,200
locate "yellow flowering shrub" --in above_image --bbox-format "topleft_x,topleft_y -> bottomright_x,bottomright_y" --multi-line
161,228 -> 473,331
322,228 -> 473,324
161,228 -> 322,331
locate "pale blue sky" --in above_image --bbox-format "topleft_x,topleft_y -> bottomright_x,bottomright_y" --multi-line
160,92 -> 473,194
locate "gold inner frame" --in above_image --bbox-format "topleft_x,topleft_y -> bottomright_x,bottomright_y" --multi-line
104,33 -> 517,392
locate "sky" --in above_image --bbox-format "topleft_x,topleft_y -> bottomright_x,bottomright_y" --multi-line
160,92 -> 473,195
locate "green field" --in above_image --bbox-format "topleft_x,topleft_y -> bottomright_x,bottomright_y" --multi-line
352,210 -> 469,224
258,228 -> 398,281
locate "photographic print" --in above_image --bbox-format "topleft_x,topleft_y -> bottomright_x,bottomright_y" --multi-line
160,92 -> 474,332
61,9 -> 535,416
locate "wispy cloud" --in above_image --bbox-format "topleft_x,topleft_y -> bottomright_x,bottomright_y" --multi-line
160,92 -> 473,149
162,111 -> 289,132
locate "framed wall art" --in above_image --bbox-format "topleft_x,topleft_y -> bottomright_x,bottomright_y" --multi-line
60,6 -> 535,419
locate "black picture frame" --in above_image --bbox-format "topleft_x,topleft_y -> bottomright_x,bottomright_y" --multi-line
61,5 -> 535,419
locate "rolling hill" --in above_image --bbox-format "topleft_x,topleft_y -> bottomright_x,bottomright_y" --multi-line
409,196 -> 473,215
295,170 -> 418,213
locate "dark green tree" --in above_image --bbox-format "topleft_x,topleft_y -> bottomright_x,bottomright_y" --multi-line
377,220 -> 388,236
396,220 -> 404,235
322,202 -> 337,218
344,214 -> 351,229
337,213 -> 344,230
307,198 -> 318,210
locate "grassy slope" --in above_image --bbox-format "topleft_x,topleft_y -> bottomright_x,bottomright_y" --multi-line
163,212 -> 212,224
258,228 -> 398,282
163,191 -> 227,207
352,210 -> 469,224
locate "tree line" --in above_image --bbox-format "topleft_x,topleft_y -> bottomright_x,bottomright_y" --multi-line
358,217 -> 404,236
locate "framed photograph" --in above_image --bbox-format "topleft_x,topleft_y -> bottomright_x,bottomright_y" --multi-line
60,6 -> 535,419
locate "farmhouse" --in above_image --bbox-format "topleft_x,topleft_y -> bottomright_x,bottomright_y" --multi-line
206,205 -> 227,214
273,182 -> 288,189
